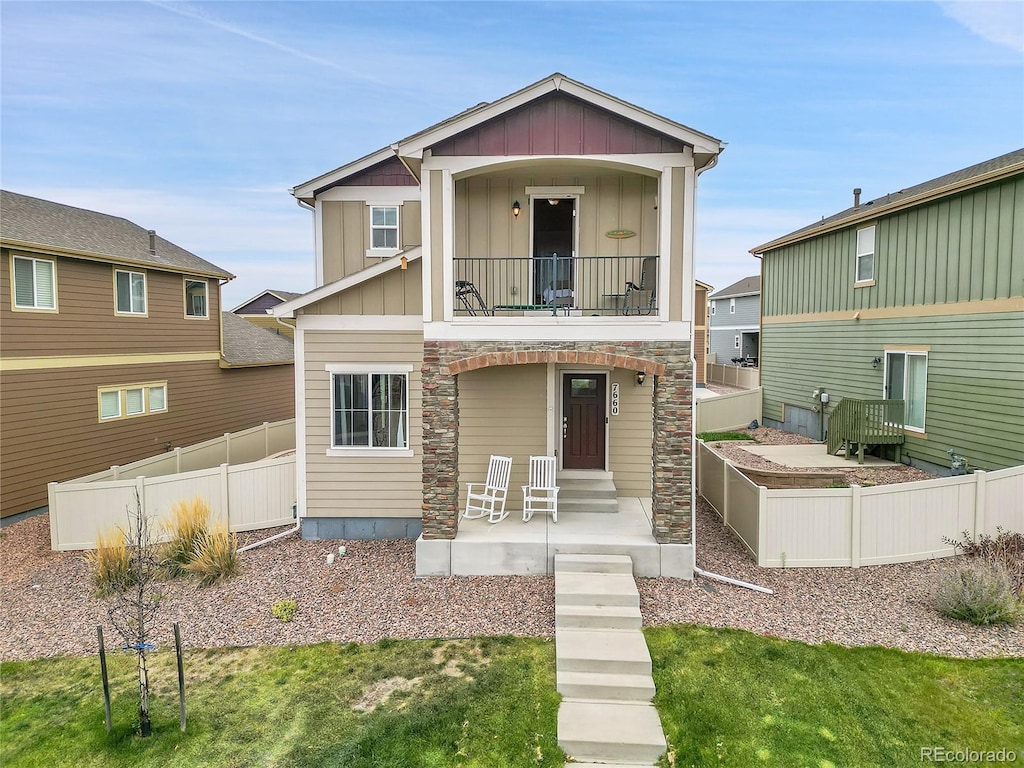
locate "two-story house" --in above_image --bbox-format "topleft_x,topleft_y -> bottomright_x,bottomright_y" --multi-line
273,74 -> 723,577
751,149 -> 1024,472
0,190 -> 295,519
708,275 -> 760,366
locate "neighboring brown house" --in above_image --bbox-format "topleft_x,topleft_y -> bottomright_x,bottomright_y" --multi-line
231,289 -> 302,339
0,190 -> 295,518
694,279 -> 712,387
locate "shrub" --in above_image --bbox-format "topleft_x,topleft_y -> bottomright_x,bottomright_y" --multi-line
943,528 -> 1024,597
162,496 -> 211,576
697,431 -> 755,442
183,524 -> 239,587
86,526 -> 134,595
934,562 -> 1021,625
272,599 -> 297,622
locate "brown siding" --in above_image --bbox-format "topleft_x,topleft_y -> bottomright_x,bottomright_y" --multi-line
1,250 -> 221,357
0,361 -> 294,517
432,93 -> 686,156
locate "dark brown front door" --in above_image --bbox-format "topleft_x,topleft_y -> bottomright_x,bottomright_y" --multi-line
562,374 -> 606,469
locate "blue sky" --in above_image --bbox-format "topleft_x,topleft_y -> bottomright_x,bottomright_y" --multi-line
2,1 -> 1022,308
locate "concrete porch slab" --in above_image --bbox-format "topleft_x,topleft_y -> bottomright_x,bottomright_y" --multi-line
739,443 -> 897,468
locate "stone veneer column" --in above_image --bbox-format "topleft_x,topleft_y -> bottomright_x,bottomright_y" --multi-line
421,341 -> 460,539
650,343 -> 693,545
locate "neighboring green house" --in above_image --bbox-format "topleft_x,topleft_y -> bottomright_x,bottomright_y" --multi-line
751,148 -> 1024,474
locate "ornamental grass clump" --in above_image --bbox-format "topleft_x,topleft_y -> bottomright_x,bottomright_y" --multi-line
184,524 -> 239,587
86,526 -> 135,595
934,562 -> 1021,625
161,495 -> 211,577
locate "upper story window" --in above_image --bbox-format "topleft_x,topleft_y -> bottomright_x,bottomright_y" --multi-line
856,225 -> 875,283
184,278 -> 208,318
328,365 -> 412,455
710,301 -> 716,316
884,350 -> 927,432
11,255 -> 57,311
368,204 -> 400,256
729,298 -> 736,314
115,269 -> 147,315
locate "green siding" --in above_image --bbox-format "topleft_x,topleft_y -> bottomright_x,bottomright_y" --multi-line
762,175 -> 1024,317
761,312 -> 1024,471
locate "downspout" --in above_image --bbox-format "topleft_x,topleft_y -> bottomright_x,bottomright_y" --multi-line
238,312 -> 303,553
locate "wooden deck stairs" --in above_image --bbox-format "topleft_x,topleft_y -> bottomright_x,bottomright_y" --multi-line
826,398 -> 905,465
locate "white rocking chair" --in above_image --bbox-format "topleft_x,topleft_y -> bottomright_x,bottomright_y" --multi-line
463,455 -> 513,524
522,456 -> 559,523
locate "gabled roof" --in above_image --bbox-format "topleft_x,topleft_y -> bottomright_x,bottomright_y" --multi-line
752,148 -> 1024,255
0,190 -> 234,279
695,279 -> 714,292
230,289 -> 304,314
292,73 -> 724,202
710,275 -> 760,299
220,312 -> 294,367
272,246 -> 422,317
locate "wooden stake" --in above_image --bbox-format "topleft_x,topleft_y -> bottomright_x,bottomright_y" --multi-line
174,622 -> 186,732
97,626 -> 112,733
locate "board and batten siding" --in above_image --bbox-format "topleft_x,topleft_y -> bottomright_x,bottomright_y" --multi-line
762,175 -> 1023,318
302,330 -> 423,518
301,260 -> 423,316
320,200 -> 422,284
760,312 -> 1024,471
0,361 -> 294,517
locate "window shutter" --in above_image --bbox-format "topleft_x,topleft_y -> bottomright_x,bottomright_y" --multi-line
13,258 -> 35,307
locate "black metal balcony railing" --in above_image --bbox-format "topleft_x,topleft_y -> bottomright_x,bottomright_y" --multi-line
453,255 -> 659,317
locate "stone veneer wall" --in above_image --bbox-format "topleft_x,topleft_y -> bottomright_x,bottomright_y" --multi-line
420,340 -> 693,544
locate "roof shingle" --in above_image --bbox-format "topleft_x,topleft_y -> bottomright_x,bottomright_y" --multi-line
220,312 -> 294,366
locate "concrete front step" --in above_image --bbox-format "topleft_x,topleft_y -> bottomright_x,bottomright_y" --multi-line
555,553 -> 634,575
555,628 -> 652,676
558,497 -> 620,514
558,700 -> 666,764
557,477 -> 618,498
557,670 -> 656,701
555,603 -> 642,630
554,572 -> 640,609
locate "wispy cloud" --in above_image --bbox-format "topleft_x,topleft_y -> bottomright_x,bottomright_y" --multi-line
939,1 -> 1024,52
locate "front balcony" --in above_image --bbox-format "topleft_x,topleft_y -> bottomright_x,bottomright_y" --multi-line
453,255 -> 659,317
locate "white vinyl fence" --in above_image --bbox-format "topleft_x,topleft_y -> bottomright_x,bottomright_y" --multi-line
695,388 -> 762,433
707,363 -> 759,390
696,440 -> 1024,568
49,420 -> 296,551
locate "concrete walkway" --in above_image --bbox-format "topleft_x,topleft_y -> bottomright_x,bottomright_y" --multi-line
554,554 -> 666,767
740,443 -> 897,468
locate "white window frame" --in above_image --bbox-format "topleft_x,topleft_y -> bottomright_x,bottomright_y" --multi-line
98,382 -> 167,422
710,300 -> 716,316
855,225 -> 876,284
114,269 -> 148,316
883,350 -> 927,433
366,203 -> 401,258
325,363 -> 413,456
11,255 -> 58,312
729,298 -> 736,314
184,278 -> 209,319
734,335 -> 741,349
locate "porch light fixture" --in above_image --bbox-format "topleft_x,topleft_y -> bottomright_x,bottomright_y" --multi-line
872,356 -> 882,368
512,200 -> 521,219
548,198 -> 560,205
635,371 -> 646,386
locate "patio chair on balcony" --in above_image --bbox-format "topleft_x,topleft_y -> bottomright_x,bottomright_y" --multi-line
455,280 -> 492,316
522,456 -> 559,523
622,256 -> 657,315
463,455 -> 513,523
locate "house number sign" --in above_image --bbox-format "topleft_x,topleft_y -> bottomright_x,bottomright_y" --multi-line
610,382 -> 620,416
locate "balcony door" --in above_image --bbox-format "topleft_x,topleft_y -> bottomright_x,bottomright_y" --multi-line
562,373 -> 606,469
532,197 -> 576,307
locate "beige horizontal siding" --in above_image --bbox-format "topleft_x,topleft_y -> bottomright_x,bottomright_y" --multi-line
303,330 -> 424,518
607,367 -> 653,495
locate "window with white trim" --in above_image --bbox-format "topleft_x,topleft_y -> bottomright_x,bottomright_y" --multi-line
184,279 -> 208,318
98,382 -> 167,421
729,298 -> 736,314
115,269 -> 147,314
710,300 -> 716,316
12,256 -> 56,310
734,335 -> 741,349
369,205 -> 399,252
856,225 -> 875,282
884,351 -> 927,431
331,371 -> 408,449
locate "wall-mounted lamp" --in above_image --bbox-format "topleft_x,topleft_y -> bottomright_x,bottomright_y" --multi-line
512,200 -> 521,219
548,198 -> 560,206
871,356 -> 882,369
635,371 -> 646,386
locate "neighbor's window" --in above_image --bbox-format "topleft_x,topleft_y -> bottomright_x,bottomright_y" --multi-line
710,300 -> 716,316
369,205 -> 399,251
12,255 -> 56,311
734,335 -> 741,349
184,279 -> 208,318
856,225 -> 875,283
884,351 -> 927,431
115,270 -> 147,314
729,298 -> 736,314
98,382 -> 167,421
331,372 -> 408,449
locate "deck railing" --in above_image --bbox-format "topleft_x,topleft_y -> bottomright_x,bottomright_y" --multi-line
453,255 -> 659,317
826,398 -> 905,464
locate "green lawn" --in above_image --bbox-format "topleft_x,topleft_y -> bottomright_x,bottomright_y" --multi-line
2,627 -> 1021,768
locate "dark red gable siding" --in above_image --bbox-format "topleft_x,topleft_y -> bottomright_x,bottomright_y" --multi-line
338,156 -> 418,187
431,93 -> 686,157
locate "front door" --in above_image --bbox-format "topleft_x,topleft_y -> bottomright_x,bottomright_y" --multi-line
562,373 -> 606,469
